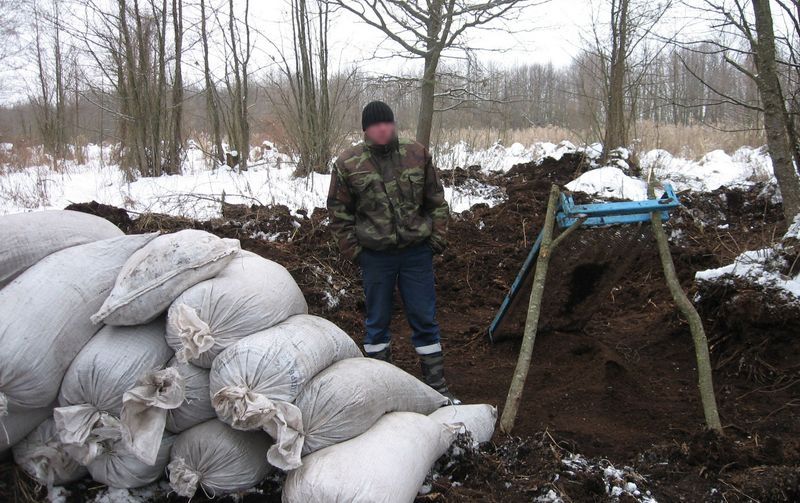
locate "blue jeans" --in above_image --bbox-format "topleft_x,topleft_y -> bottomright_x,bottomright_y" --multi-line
359,243 -> 442,356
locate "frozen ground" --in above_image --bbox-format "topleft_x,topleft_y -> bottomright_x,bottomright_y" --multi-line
0,142 -> 503,219
0,139 -> 780,220
565,146 -> 775,200
695,215 -> 800,301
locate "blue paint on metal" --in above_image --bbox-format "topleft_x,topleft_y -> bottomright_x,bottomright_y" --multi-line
557,184 -> 680,228
487,231 -> 543,343
488,184 -> 681,342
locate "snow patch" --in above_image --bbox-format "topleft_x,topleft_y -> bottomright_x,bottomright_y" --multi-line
565,166 -> 649,200
695,248 -> 800,300
642,146 -> 773,192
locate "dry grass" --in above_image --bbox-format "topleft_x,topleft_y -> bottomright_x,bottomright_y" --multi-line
408,122 -> 764,159
631,122 -> 764,159
426,125 -> 579,151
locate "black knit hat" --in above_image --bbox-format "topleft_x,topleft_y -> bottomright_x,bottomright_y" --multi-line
362,101 -> 395,131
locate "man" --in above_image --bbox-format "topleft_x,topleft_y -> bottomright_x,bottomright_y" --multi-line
327,100 -> 457,402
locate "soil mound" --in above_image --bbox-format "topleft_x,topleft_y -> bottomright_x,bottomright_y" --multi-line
23,157 -> 797,502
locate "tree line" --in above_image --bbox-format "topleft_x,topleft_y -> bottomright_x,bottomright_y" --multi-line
0,0 -> 798,219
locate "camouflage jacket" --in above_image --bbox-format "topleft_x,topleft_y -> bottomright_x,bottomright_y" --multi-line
327,136 -> 449,261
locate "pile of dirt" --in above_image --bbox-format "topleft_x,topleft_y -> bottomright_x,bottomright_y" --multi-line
45,157 -> 800,502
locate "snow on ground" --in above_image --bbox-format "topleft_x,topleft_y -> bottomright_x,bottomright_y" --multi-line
695,219 -> 800,301
643,147 -> 774,192
0,139 -> 780,219
433,139 -> 595,173
533,454 -> 658,503
565,146 -> 775,201
0,143 -> 500,219
695,248 -> 800,300
565,166 -> 650,200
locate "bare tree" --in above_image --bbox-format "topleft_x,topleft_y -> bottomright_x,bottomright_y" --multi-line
581,0 -> 672,159
199,0 -> 224,165
267,0 -> 359,176
752,0 -> 800,221
683,0 -> 800,221
30,0 -> 67,161
604,0 -> 630,157
328,0 -> 545,148
73,0 -> 181,178
216,0 -> 253,171
169,0 -> 184,174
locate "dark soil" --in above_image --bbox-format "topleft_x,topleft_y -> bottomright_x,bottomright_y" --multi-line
6,152 -> 798,502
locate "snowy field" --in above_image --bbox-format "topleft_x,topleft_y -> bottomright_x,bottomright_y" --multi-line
0,140 -> 778,221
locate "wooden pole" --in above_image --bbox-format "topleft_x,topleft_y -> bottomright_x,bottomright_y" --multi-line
648,174 -> 723,432
500,185 -> 581,434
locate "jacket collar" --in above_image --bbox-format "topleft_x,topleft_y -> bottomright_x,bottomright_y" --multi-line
364,134 -> 400,158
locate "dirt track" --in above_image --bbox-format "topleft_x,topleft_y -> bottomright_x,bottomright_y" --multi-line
37,154 -> 800,502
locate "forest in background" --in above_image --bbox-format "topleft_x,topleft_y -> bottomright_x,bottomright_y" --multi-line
0,0 -> 799,219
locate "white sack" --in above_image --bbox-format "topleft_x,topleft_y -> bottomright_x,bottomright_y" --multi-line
167,419 -> 273,498
12,419 -> 88,487
166,250 -> 307,367
288,358 -> 447,470
429,404 -> 497,444
1,403 -> 52,454
0,233 -> 158,411
119,357 -> 216,465
87,434 -> 174,489
92,230 -> 240,326
209,314 -> 361,467
164,358 -> 216,434
0,210 -> 123,289
283,412 -> 457,503
53,319 -> 174,465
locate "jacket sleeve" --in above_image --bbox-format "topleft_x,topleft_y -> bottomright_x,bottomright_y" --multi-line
327,159 -> 362,261
422,148 -> 449,254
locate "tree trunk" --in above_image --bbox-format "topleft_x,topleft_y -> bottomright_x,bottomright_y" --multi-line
170,0 -> 183,175
499,185 -> 560,434
603,0 -> 629,159
200,0 -> 223,165
416,52 -> 439,148
752,0 -> 800,221
648,175 -> 722,432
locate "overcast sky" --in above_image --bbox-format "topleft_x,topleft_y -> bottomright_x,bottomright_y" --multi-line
255,0 -> 593,75
0,0 -> 793,104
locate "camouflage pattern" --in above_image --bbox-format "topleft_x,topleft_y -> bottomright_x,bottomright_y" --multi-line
365,344 -> 393,363
327,135 -> 449,261
419,351 -> 458,402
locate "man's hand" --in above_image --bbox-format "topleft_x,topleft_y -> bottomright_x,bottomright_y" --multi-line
429,235 -> 447,255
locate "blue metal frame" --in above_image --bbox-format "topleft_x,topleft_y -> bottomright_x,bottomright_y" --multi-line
487,184 -> 680,342
557,184 -> 680,227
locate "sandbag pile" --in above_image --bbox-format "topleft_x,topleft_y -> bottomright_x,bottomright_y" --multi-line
1,210 -> 497,501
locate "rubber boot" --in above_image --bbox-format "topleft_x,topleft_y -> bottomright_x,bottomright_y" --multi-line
366,345 -> 392,364
419,352 -> 460,404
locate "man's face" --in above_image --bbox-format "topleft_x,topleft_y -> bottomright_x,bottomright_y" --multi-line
364,122 -> 396,145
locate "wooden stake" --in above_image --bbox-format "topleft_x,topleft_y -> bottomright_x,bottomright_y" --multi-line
500,185 -> 581,434
648,174 -> 723,433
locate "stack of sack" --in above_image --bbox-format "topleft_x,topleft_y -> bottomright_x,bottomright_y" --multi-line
0,209 -> 497,501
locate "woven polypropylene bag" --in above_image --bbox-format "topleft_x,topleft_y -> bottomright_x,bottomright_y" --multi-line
91,230 -> 240,326
288,358 -> 447,469
0,233 -> 157,412
0,403 -> 52,454
209,315 -> 361,469
54,319 -> 173,466
166,250 -> 307,368
282,412 -> 457,503
0,210 -> 123,289
87,434 -> 174,489
167,419 -> 273,498
429,404 -> 497,444
12,418 -> 88,487
164,357 -> 216,434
